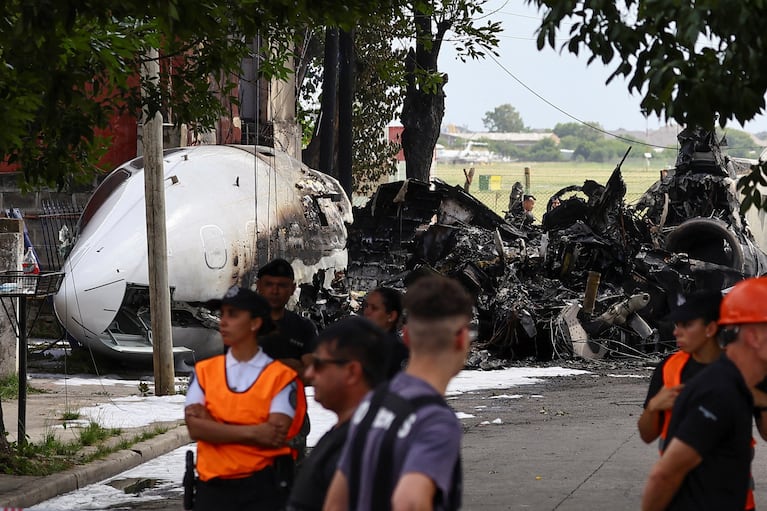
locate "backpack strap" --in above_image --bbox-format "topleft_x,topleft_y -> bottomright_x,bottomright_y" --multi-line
348,382 -> 460,511
348,382 -> 391,508
371,394 -> 447,511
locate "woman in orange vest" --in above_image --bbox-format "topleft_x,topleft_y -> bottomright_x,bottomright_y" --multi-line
184,285 -> 307,511
638,289 -> 757,511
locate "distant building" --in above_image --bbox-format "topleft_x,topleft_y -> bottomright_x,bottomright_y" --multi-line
387,123 -> 406,162
441,131 -> 558,148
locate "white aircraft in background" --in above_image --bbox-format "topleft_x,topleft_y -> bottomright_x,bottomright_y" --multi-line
53,145 -> 352,370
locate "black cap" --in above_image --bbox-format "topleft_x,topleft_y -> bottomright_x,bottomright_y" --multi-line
208,285 -> 269,317
666,290 -> 723,323
257,258 -> 295,279
523,194 -> 536,201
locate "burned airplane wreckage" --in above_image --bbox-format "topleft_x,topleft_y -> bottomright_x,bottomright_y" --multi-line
54,145 -> 352,370
344,128 -> 767,365
51,129 -> 765,369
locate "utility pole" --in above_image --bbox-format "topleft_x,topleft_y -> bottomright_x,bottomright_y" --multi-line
142,48 -> 175,395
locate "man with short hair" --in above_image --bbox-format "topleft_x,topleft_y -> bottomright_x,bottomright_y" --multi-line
509,193 -> 536,226
324,276 -> 474,511
642,277 -> 767,511
256,258 -> 318,465
286,316 -> 388,511
256,258 -> 318,374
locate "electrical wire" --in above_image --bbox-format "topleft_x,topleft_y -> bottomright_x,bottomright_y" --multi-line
486,52 -> 678,150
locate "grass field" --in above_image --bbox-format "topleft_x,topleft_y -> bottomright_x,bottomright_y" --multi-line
431,160 -> 668,218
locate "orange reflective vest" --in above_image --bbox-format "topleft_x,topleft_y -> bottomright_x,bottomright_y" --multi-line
194,355 -> 307,482
658,351 -> 690,450
658,350 -> 755,510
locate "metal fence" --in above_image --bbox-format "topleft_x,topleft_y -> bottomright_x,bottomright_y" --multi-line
469,189 -> 647,218
38,200 -> 83,271
353,183 -> 646,219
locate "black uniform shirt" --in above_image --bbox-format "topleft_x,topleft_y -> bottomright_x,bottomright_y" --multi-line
286,421 -> 350,511
643,354 -> 708,409
260,310 -> 317,361
665,354 -> 754,511
385,330 -> 410,380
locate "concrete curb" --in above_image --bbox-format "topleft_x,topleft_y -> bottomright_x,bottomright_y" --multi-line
0,425 -> 190,508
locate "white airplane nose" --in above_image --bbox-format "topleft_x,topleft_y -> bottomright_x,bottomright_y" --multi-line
53,263 -> 127,345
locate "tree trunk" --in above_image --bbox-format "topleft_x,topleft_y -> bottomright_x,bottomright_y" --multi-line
401,64 -> 445,182
0,397 -> 9,453
337,29 -> 355,196
400,4 -> 451,182
319,27 -> 339,178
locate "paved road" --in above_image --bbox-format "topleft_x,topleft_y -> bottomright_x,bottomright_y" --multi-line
27,362 -> 767,510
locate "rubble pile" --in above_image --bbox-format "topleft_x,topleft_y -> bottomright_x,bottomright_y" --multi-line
337,128 -> 767,367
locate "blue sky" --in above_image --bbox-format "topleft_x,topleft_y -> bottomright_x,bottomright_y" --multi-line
437,0 -> 767,135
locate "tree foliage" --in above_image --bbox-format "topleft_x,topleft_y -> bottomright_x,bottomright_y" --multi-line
0,0 -> 394,189
527,0 -> 767,211
399,0 -> 502,181
529,0 -> 767,130
298,20 -> 406,194
350,21 -> 406,193
482,104 -> 526,132
552,122 -> 604,142
527,137 -> 561,162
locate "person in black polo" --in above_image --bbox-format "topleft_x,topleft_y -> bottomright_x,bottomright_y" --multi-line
256,258 -> 318,463
256,258 -> 318,373
642,277 -> 767,511
286,316 -> 388,511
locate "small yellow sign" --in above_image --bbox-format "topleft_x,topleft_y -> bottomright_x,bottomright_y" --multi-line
489,175 -> 502,191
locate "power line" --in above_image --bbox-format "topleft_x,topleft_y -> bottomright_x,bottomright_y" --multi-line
487,52 -> 676,150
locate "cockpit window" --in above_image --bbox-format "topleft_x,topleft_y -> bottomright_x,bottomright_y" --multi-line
78,168 -> 131,232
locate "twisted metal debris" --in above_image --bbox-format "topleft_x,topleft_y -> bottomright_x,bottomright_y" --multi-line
334,127 -> 767,367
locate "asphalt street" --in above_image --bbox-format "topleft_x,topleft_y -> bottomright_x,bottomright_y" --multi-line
18,360 -> 767,510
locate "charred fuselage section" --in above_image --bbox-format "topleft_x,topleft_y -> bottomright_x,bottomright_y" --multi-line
54,145 -> 352,370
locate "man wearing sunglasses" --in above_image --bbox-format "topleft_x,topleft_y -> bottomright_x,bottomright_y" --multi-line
286,316 -> 388,511
324,276 -> 474,511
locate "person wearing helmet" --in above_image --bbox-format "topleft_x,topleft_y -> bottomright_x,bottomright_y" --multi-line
639,289 -> 759,510
642,277 -> 767,511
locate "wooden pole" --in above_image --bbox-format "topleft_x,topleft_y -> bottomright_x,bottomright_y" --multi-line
142,48 -> 175,395
524,166 -> 531,193
17,297 -> 27,446
463,167 -> 475,193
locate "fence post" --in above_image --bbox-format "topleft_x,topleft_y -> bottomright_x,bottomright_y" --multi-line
524,166 -> 531,193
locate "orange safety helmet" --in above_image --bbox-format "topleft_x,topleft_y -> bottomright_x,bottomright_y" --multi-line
718,277 -> 767,326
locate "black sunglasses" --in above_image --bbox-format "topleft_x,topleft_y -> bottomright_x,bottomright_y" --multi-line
309,355 -> 350,371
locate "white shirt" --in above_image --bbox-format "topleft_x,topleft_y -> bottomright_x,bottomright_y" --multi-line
185,348 -> 296,417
